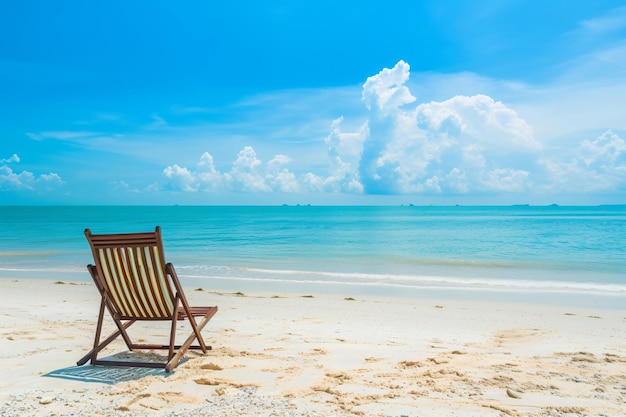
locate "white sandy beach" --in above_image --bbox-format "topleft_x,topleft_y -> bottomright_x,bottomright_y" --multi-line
1,277 -> 625,416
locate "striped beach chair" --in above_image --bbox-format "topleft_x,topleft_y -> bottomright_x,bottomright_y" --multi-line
78,226 -> 218,372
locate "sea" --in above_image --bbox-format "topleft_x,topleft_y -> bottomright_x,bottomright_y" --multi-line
0,205 -> 624,308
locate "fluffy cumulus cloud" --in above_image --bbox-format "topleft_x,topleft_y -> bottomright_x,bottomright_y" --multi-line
225,146 -> 271,192
300,117 -> 367,193
163,148 -> 298,193
163,152 -> 223,192
161,61 -> 626,197
362,60 -> 416,114
1,154 -> 20,163
541,130 -> 626,192
266,154 -> 299,192
355,60 -> 544,195
0,154 -> 64,191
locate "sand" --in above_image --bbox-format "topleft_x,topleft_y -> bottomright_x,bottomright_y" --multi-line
0,277 -> 625,416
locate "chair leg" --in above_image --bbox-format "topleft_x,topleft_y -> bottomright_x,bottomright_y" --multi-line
77,297 -> 106,366
77,297 -> 138,366
91,296 -> 106,364
77,321 -> 135,366
168,297 -> 180,362
165,312 -> 214,372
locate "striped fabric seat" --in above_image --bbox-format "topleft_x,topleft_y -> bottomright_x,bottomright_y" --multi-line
92,238 -> 174,319
78,227 -> 218,372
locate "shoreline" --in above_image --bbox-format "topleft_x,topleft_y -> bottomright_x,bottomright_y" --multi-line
1,277 -> 625,416
2,268 -> 625,309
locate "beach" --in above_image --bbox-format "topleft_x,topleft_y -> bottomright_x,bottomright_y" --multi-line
1,277 -> 624,416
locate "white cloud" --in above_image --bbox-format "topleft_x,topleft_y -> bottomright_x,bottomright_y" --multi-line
163,147 -> 300,193
225,146 -> 271,192
441,169 -> 465,193
325,117 -> 367,159
267,155 -> 299,192
0,165 -> 64,191
578,129 -> 626,167
162,152 -> 224,192
357,61 -> 540,195
163,164 -> 197,192
1,154 -> 20,163
196,152 -> 223,191
541,130 -> 626,192
577,6 -> 626,36
362,60 -> 416,114
482,168 -> 531,192
26,131 -> 99,141
317,117 -> 367,193
299,172 -> 325,192
158,61 -> 625,200
0,154 -> 64,192
416,95 -> 540,151
0,166 -> 33,190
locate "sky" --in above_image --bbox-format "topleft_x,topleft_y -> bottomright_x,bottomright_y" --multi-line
1,0 -> 626,206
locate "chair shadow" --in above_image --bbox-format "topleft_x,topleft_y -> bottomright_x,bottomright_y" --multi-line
43,352 -> 183,385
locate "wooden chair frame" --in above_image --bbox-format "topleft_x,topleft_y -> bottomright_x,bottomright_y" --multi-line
77,227 -> 218,372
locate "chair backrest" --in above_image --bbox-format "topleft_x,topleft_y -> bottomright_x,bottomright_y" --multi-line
85,226 -> 175,319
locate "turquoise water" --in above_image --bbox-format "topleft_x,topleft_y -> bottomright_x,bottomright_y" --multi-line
0,205 -> 624,302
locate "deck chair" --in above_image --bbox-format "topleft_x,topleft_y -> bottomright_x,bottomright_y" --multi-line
77,226 -> 218,372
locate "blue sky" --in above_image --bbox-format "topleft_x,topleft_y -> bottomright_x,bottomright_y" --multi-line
1,0 -> 625,205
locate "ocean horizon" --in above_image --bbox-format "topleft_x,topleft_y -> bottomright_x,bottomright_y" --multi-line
1,205 -> 624,307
